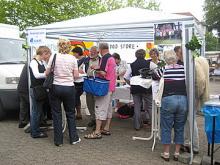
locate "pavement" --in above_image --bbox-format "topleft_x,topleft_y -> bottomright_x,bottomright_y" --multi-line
0,81 -> 219,165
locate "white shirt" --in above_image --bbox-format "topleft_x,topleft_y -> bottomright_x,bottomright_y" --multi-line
29,59 -> 46,79
124,65 -> 132,80
74,61 -> 86,83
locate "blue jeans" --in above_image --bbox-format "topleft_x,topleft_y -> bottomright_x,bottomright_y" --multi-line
160,95 -> 188,144
30,88 -> 45,137
49,85 -> 79,144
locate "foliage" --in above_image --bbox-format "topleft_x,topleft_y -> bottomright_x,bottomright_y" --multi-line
185,35 -> 202,51
0,0 -> 159,30
205,32 -> 220,51
204,0 -> 220,36
185,35 -> 202,58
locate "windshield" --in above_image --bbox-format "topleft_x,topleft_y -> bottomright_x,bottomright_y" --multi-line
0,38 -> 26,64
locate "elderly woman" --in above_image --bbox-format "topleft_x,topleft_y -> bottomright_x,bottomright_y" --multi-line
46,39 -> 80,146
160,50 -> 188,161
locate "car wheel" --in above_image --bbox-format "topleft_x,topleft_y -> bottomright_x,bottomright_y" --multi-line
0,102 -> 5,121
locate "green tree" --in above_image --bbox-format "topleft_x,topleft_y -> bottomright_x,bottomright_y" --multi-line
0,0 -> 160,30
205,32 -> 220,51
101,0 -> 159,11
204,0 -> 220,35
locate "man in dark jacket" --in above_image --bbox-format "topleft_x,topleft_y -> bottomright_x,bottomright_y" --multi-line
17,63 -> 30,128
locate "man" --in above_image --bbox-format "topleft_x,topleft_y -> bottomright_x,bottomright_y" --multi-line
17,63 -> 30,128
84,46 -> 100,127
84,43 -> 116,139
174,46 -> 204,154
124,49 -> 152,130
174,46 -> 184,65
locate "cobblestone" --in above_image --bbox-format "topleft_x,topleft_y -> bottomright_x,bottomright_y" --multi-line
0,81 -> 219,165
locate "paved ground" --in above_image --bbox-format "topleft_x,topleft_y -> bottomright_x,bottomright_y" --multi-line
0,81 -> 219,165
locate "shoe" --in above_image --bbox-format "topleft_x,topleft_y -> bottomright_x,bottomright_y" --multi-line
193,150 -> 199,154
180,145 -> 199,154
40,122 -> 52,127
55,143 -> 63,147
161,152 -> 170,161
71,138 -> 81,145
76,115 -> 82,120
24,126 -> 31,133
173,152 -> 179,161
18,123 -> 28,128
180,145 -> 190,153
32,132 -> 48,138
87,120 -> 96,127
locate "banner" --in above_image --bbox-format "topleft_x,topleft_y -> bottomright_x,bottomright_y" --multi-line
27,29 -> 46,47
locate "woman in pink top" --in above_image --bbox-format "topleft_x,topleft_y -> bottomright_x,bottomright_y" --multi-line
46,39 -> 80,146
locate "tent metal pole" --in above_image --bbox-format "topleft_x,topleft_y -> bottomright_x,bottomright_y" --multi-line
185,27 -> 195,165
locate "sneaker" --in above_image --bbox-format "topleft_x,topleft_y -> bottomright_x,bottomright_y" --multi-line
71,138 -> 81,145
32,132 -> 48,138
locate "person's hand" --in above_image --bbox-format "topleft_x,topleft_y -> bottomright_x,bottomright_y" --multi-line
90,65 -> 100,70
78,69 -> 85,74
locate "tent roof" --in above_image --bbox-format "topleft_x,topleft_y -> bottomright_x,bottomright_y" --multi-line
26,7 -> 194,42
28,7 -> 193,30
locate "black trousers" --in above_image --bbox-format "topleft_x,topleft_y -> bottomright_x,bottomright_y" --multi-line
19,93 -> 30,125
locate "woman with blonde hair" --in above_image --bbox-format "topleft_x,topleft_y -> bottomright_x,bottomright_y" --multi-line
160,50 -> 188,161
29,46 -> 51,138
46,39 -> 80,146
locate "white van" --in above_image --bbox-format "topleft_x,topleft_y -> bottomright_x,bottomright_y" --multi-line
0,23 -> 26,120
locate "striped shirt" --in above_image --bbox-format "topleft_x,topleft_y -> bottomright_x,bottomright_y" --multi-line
47,53 -> 78,86
163,64 -> 186,97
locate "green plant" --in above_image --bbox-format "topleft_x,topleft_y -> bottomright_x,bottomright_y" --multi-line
185,35 -> 202,51
185,35 -> 202,58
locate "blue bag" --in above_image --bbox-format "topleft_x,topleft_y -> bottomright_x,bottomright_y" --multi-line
83,76 -> 109,96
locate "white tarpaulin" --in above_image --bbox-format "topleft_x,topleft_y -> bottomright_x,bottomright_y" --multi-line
26,7 -> 193,42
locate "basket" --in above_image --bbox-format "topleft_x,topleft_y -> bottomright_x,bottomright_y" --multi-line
83,76 -> 109,96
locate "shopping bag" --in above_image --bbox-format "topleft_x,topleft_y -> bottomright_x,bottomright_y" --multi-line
33,85 -> 48,101
83,76 -> 109,96
43,54 -> 56,89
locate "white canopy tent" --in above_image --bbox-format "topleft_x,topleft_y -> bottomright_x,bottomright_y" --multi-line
26,7 -> 195,42
26,7 -> 205,164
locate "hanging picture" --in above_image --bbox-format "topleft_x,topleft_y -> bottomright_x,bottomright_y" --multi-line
154,22 -> 182,45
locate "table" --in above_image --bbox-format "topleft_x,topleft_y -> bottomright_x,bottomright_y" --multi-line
113,85 -> 160,151
202,99 -> 220,165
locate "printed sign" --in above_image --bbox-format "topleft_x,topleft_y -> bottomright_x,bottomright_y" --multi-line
27,29 -> 46,46
154,22 -> 182,45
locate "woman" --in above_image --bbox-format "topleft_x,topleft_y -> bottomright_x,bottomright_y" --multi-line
124,49 -> 152,130
112,53 -> 127,86
46,39 -> 80,146
160,50 -> 188,161
29,46 -> 51,138
72,47 -> 86,120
